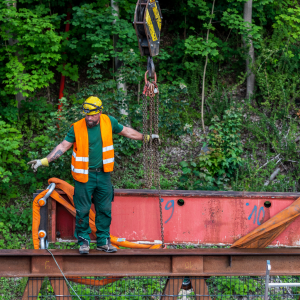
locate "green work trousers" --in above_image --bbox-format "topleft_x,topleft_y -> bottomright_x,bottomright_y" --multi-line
73,170 -> 113,246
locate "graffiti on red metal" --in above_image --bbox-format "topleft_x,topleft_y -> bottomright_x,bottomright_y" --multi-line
172,256 -> 204,274
247,203 -> 265,225
185,261 -> 193,269
161,198 -> 174,223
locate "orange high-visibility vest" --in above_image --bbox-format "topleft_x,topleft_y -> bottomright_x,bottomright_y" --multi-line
71,114 -> 114,183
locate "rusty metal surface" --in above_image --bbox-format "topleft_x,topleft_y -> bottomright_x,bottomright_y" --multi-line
1,249 -> 300,277
1,248 -> 300,256
113,189 -> 300,199
40,189 -> 300,199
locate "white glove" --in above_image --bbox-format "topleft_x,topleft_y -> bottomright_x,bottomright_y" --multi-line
145,134 -> 160,143
27,158 -> 49,172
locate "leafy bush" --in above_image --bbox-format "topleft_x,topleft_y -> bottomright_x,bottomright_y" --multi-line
0,118 -> 26,198
0,4 -> 62,97
0,206 -> 32,249
179,107 -> 243,190
208,276 -> 259,299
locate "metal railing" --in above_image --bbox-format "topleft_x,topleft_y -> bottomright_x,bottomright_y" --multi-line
3,275 -> 300,299
264,260 -> 300,300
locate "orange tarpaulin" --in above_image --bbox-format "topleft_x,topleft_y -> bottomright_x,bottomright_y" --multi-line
231,197 -> 300,248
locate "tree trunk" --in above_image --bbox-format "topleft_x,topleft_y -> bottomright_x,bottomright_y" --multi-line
201,0 -> 216,135
111,0 -> 129,124
243,0 -> 255,98
7,0 -> 26,109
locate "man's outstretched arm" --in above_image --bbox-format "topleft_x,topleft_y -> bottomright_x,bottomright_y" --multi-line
47,140 -> 73,162
118,126 -> 160,143
27,140 -> 73,172
118,126 -> 143,140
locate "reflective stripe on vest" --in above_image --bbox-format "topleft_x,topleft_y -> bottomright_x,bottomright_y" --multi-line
72,151 -> 89,162
71,115 -> 114,183
103,157 -> 114,164
103,145 -> 114,152
100,114 -> 114,173
71,165 -> 89,174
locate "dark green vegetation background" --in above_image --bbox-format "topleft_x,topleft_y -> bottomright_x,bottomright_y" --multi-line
1,0 -> 300,248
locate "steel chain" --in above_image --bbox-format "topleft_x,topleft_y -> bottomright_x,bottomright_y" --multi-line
142,92 -> 150,188
153,92 -> 164,248
142,74 -> 165,248
149,85 -> 154,187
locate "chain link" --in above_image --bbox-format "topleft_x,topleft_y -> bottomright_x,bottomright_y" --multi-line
142,76 -> 164,248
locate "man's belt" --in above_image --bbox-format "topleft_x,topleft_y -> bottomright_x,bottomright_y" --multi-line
89,168 -> 103,172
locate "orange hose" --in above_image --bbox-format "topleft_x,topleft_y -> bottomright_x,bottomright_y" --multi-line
67,276 -> 122,286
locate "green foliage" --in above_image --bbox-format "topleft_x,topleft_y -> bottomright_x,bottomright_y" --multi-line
184,0 -> 218,67
0,4 -> 62,96
274,6 -> 300,42
0,206 -> 32,249
69,276 -> 167,299
0,118 -> 25,193
114,135 -> 142,158
208,276 -> 260,299
56,63 -> 79,82
18,97 -> 55,136
48,241 -> 79,250
158,84 -> 191,137
67,2 -> 141,75
185,36 -> 219,58
221,8 -> 262,48
0,277 -> 28,300
179,107 -> 243,190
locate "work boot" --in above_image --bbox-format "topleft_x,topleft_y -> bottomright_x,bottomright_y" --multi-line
97,238 -> 117,253
79,240 -> 90,254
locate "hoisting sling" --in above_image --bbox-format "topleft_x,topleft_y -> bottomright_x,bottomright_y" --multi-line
231,197 -> 300,248
32,177 -> 162,250
32,178 -> 162,286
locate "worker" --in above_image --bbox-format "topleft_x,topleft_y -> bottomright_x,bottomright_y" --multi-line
28,96 -> 159,254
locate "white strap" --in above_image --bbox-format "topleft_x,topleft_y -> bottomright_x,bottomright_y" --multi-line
72,151 -> 89,162
102,145 -> 114,152
103,158 -> 114,164
71,165 -> 89,174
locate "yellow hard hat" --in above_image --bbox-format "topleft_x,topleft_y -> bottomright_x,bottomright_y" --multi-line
82,96 -> 103,115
